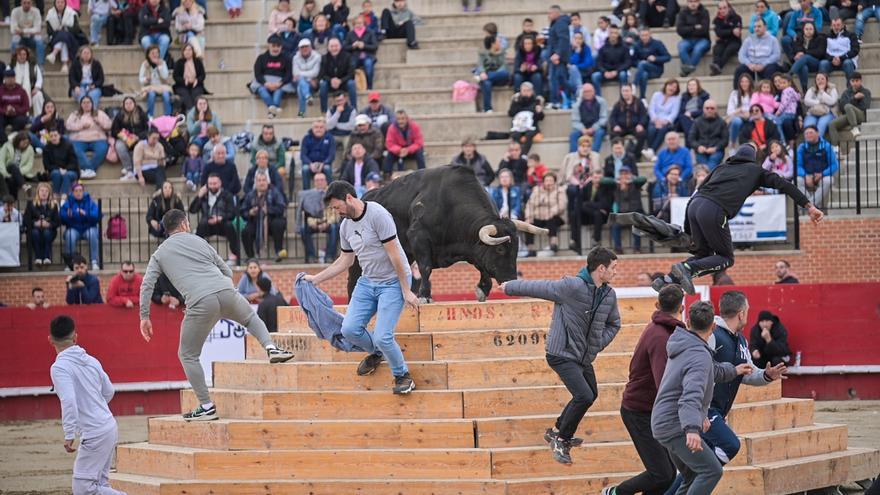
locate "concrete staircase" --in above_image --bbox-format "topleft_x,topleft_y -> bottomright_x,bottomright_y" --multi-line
109,297 -> 879,494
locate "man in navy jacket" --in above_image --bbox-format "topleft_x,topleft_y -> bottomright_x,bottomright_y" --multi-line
300,118 -> 336,190
546,5 -> 572,108
632,28 -> 671,98
66,254 -> 103,305
591,26 -> 631,97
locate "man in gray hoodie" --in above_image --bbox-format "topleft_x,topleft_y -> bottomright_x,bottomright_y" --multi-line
49,315 -> 127,495
733,18 -> 781,89
501,246 -> 621,465
651,301 -> 743,495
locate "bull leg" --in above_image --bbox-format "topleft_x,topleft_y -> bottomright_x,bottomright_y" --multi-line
346,257 -> 362,301
407,225 -> 434,303
417,263 -> 433,304
476,270 -> 493,302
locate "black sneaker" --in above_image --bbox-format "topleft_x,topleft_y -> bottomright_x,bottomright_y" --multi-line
357,353 -> 384,376
268,347 -> 295,363
393,372 -> 415,395
543,427 -> 584,447
550,435 -> 572,464
709,63 -> 721,76
671,262 -> 695,295
183,404 -> 218,422
651,275 -> 667,293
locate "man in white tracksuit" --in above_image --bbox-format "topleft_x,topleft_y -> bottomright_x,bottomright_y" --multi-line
49,315 -> 127,495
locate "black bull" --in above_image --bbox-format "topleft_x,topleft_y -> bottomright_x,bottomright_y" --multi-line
346,166 -> 548,302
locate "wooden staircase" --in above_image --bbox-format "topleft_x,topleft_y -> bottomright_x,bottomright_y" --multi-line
110,298 -> 879,494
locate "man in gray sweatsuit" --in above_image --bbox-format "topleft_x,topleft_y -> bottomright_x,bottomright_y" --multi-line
139,209 -> 294,422
501,246 -> 621,465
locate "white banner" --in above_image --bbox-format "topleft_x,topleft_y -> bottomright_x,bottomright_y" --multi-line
671,195 -> 788,243
0,222 -> 20,267
200,308 -> 255,386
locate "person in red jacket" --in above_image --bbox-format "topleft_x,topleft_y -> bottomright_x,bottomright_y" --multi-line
106,261 -> 143,308
382,108 -> 424,177
602,284 -> 685,495
0,69 -> 30,145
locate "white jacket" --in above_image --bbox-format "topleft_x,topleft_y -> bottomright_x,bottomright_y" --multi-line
50,345 -> 116,441
293,51 -> 321,81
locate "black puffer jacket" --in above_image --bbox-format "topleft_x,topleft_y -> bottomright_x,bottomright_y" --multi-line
677,4 -> 711,40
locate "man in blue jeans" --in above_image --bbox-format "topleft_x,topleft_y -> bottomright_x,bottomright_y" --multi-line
856,0 -> 880,41
304,180 -> 419,394
676,0 -> 712,77
546,5 -> 572,109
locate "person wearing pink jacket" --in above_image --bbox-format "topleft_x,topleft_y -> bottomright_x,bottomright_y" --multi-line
383,108 -> 424,175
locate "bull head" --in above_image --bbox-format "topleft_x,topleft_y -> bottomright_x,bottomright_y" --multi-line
478,225 -> 511,245
512,219 -> 550,236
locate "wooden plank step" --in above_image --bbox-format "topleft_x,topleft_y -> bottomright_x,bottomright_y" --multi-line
445,353 -> 631,389
245,332 -> 434,362
759,447 -> 880,495
277,304 -> 419,333
116,443 -> 492,480
732,423 -> 848,466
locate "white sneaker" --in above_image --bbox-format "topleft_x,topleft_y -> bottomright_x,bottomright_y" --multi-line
34,258 -> 43,265
81,169 -> 96,179
641,148 -> 655,160
46,51 -> 56,64
850,126 -> 861,138
60,63 -> 69,73
186,179 -> 196,191
43,258 -> 51,265
120,171 -> 136,181
35,147 -> 42,155
91,261 -> 100,271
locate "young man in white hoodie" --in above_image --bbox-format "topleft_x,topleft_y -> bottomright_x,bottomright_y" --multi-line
49,315 -> 127,495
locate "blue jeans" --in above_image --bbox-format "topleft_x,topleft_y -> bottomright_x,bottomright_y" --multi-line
818,59 -> 856,82
856,5 -> 880,37
257,84 -> 284,108
319,79 -> 358,113
790,54 -> 821,89
611,223 -> 641,252
355,56 -> 375,89
191,135 -> 209,149
64,226 -> 100,262
341,277 -> 409,377
300,223 -> 339,261
728,116 -> 744,145
634,60 -> 664,98
50,169 -> 78,194
90,13 -> 109,44
12,35 -> 45,65
301,163 -> 333,190
140,33 -> 171,59
678,38 -> 711,68
513,71 -> 543,97
568,127 -> 605,152
696,150 -> 725,169
773,112 -> 797,140
590,69 -> 628,97
72,140 -> 109,172
296,78 -> 316,114
146,90 -> 172,117
548,62 -> 570,105
804,112 -> 834,138
383,149 -> 426,172
31,227 -> 57,260
478,69 -> 509,111
648,123 -> 674,151
75,85 -> 102,109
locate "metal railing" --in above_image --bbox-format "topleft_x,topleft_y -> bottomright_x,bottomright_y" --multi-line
794,138 -> 880,213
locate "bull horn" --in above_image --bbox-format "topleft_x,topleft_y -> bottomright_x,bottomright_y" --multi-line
478,225 -> 511,246
512,219 -> 550,236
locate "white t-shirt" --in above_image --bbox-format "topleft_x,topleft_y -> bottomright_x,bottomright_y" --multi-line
340,201 -> 410,284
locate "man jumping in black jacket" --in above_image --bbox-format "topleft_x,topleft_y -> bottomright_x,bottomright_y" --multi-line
655,143 -> 824,295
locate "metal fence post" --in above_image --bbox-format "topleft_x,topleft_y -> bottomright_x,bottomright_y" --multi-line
855,139 -> 861,215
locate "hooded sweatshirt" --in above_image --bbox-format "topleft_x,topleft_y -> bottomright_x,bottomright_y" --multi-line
738,32 -> 781,66
709,315 -> 772,417
621,310 -> 686,412
50,345 -> 115,441
651,327 -> 737,441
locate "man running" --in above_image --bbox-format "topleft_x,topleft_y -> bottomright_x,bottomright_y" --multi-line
304,181 -> 419,394
654,143 -> 824,295
139,209 -> 294,422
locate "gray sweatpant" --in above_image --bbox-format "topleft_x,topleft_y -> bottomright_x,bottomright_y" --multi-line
660,434 -> 724,495
180,288 -> 275,404
72,425 -> 127,495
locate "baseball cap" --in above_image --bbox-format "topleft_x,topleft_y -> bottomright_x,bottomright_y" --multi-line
267,34 -> 283,45
619,165 -> 633,174
366,172 -> 381,182
368,91 -> 381,102
298,38 -> 312,48
3,69 -> 15,78
355,114 -> 370,126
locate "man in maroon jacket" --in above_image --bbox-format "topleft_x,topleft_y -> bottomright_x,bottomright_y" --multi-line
0,69 -> 29,145
602,284 -> 685,495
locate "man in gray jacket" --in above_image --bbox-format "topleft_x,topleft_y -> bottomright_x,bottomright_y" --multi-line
139,209 -> 294,422
733,18 -> 781,89
500,246 -> 621,465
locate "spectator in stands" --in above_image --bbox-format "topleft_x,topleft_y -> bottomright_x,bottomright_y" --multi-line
514,17 -> 537,51
591,25 -> 630,98
25,182 -> 59,265
43,128 -> 78,197
750,310 -> 791,368
546,5 -> 572,109
562,135 -> 602,227
651,164 -> 689,221
68,46 -> 104,109
278,17 -> 300,57
739,104 -> 781,155
65,253 -> 102,303
762,140 -> 794,181
189,173 -> 240,262
29,100 -> 64,151
237,258 -> 272,301
138,0 -> 171,60
775,259 -> 799,283
363,91 -> 393,133
711,0 -> 743,75
151,272 -> 182,309
609,84 -> 649,157
318,38 -> 356,114
491,169 -> 522,220
749,0 -> 781,37
0,132 -> 34,199
523,171 -> 567,255
751,78 -> 778,116
45,0 -> 81,73
365,171 -> 381,192
108,0 -> 139,45
182,143 -> 203,191
340,142 -> 380,197
632,28 -> 671,99
250,124 -> 286,172
298,171 -> 338,263
381,0 -> 419,49
344,114 -> 383,161
186,95 -> 221,148
609,165 -> 646,254
244,149 -> 284,196
475,35 -> 508,114
803,72 -> 838,139
604,137 -> 639,178
326,92 -> 356,138
298,0 -> 317,32
690,99 -> 729,169
360,0 -> 379,35
829,72 -> 871,146
514,37 -> 543,98
508,82 -> 544,154
60,183 -> 100,269
11,47 -> 43,117
307,14 -> 333,56
200,125 -> 234,163
241,170 -> 287,261
292,38 -> 321,118
384,108 -> 424,174
497,141 -> 528,189
172,0 -> 205,57
0,69 -> 30,146
87,0 -> 111,46
655,131 -> 693,181
592,15 -> 610,52
107,261 -> 142,308
620,13 -> 640,47
576,167 -> 613,250
172,43 -> 206,114
323,0 -> 349,39
66,96 -> 111,179
789,21 -> 825,90
856,0 -> 880,41
0,194 -> 21,224
300,118 -> 335,189
133,128 -> 166,189
819,17 -> 859,82
796,125 -> 838,209
677,78 -> 710,141
569,83 -> 607,153
344,14 -> 378,90
677,0 -> 711,77
782,0 -> 823,61
735,18 -> 782,88
568,32 -> 593,90
268,0 -> 296,35
27,287 -> 50,309
257,276 -> 287,332
250,34 -> 294,119
645,78 -> 681,155
138,44 -> 173,118
451,137 -> 494,188
635,272 -> 654,286
110,97 -> 147,182
11,0 -> 45,66
200,145 -> 240,196
146,180 -> 183,237
525,153 -> 548,191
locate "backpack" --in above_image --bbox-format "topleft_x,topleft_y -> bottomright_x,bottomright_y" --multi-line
452,80 -> 478,103
106,214 -> 127,240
